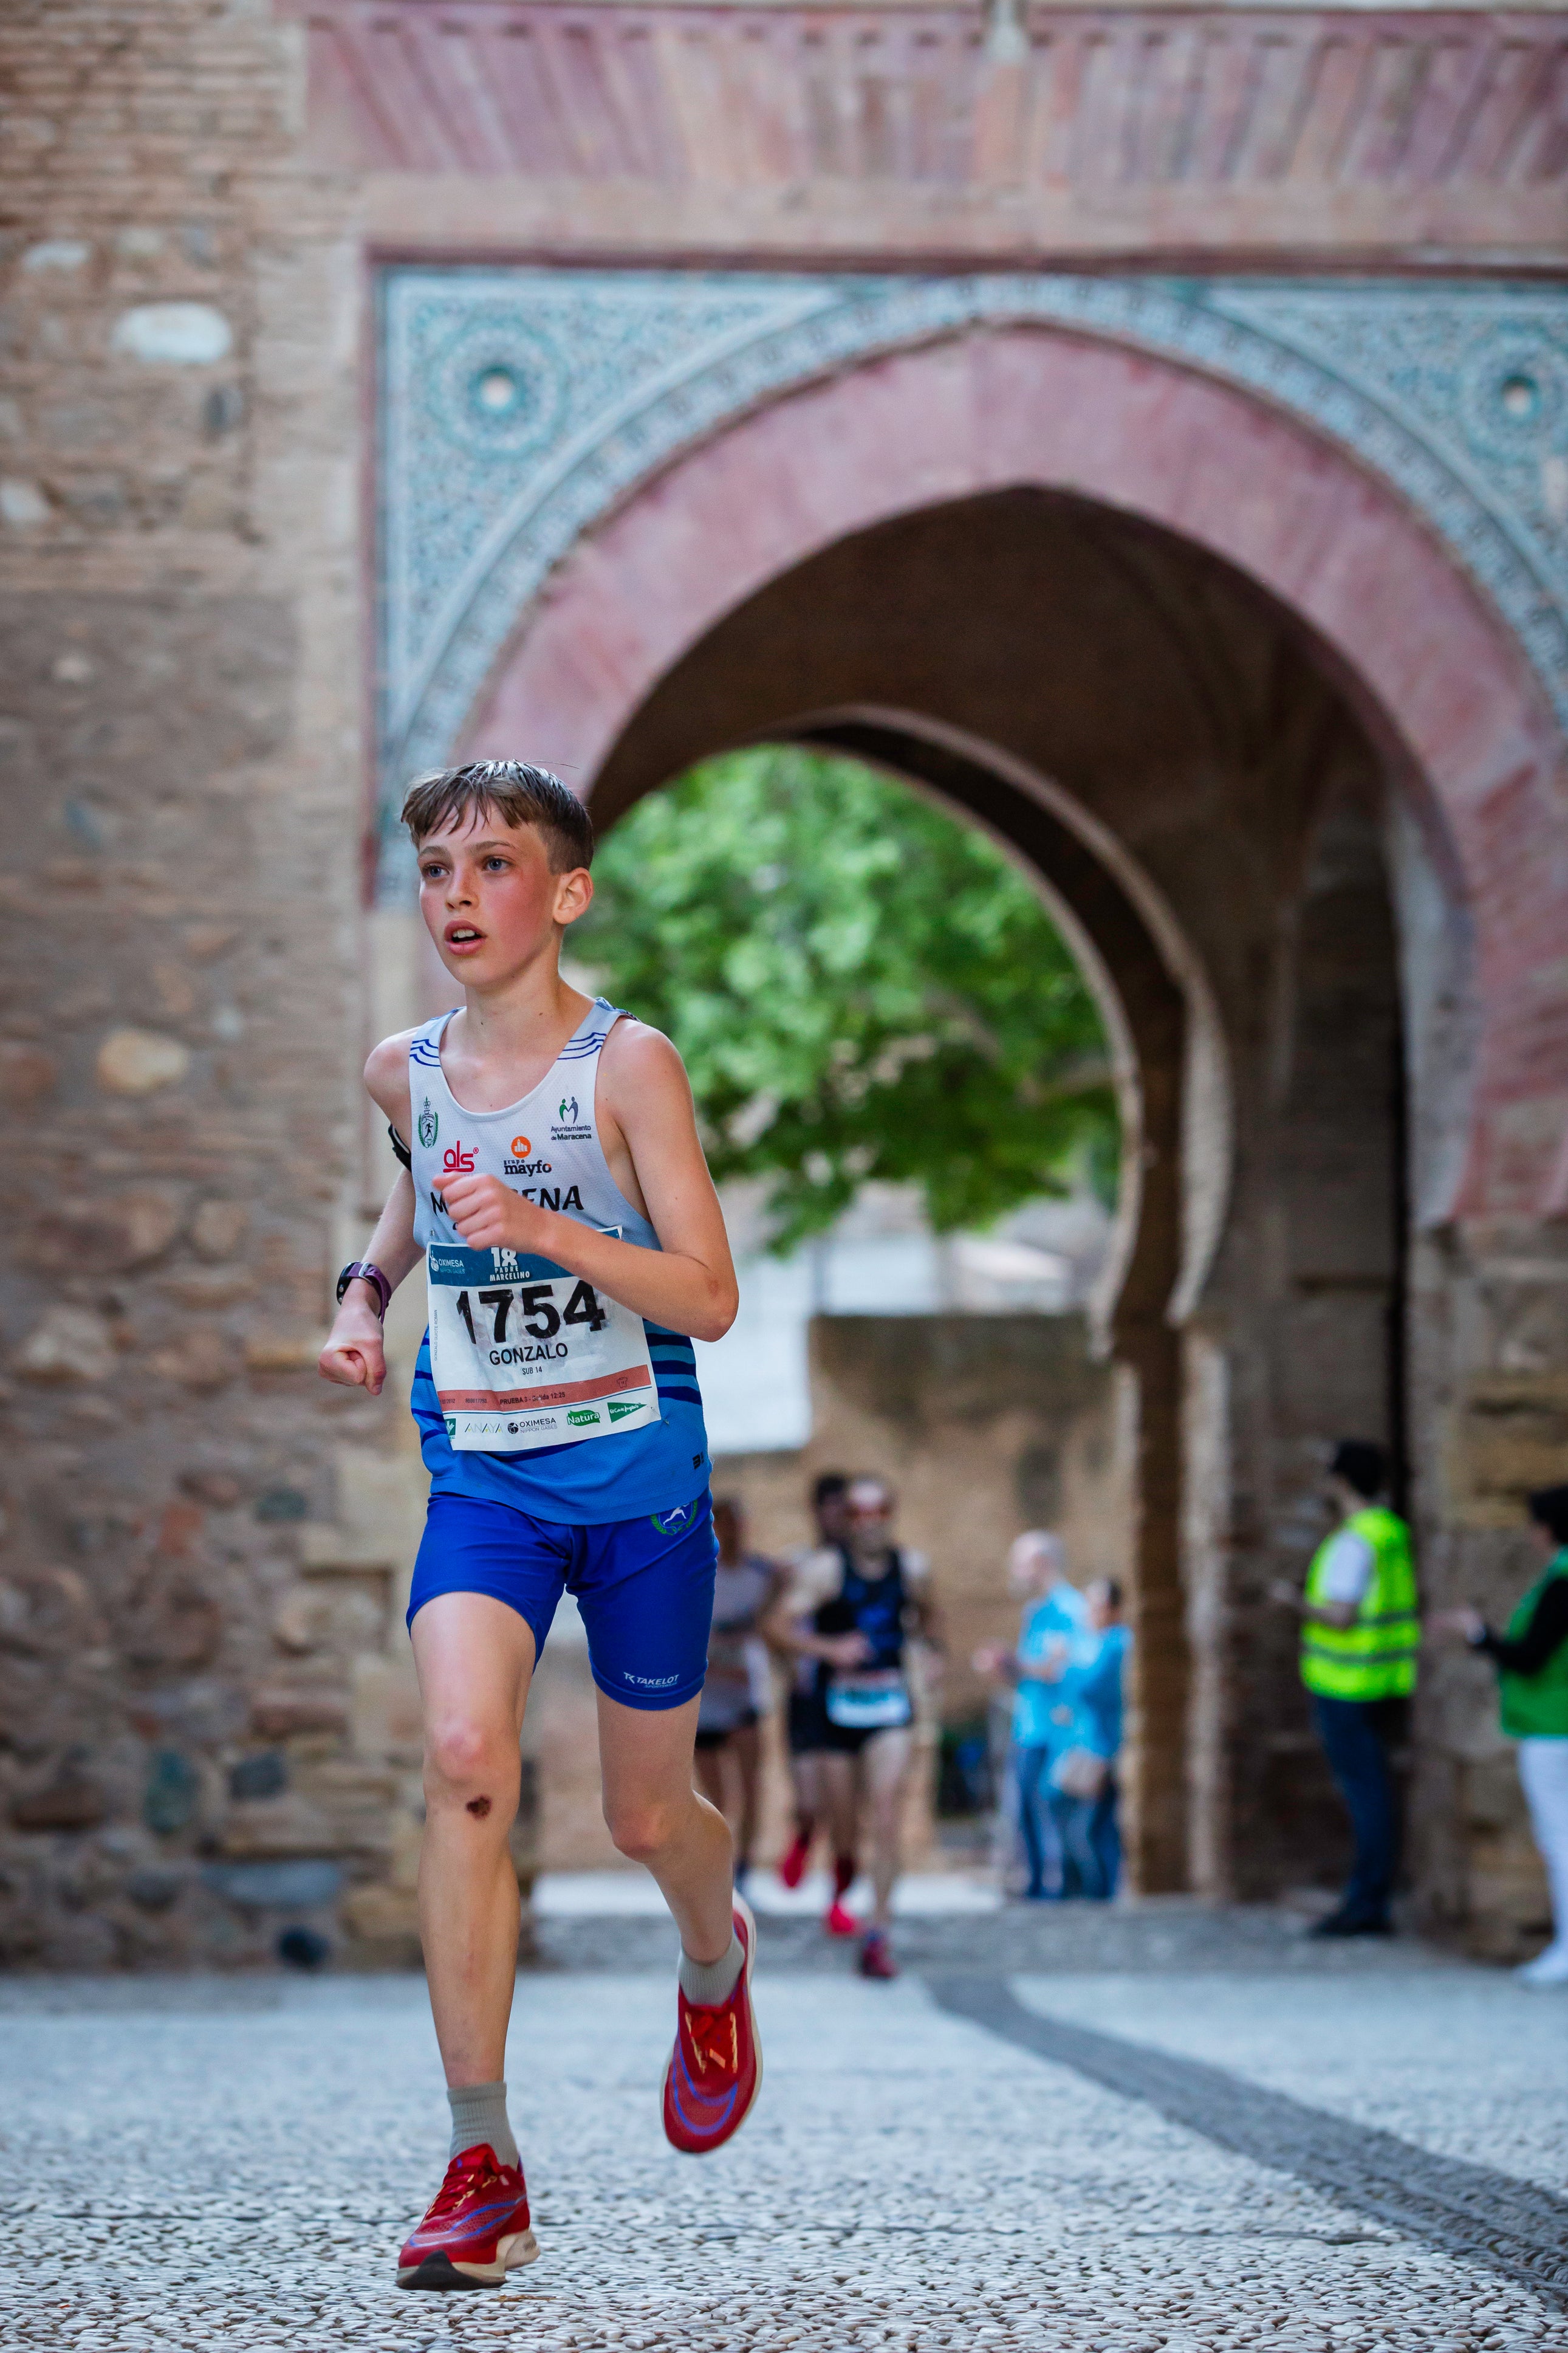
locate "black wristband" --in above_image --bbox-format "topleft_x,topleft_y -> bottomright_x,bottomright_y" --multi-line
388,1124 -> 411,1169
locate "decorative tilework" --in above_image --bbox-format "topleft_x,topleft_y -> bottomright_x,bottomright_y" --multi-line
378,268 -> 1568,901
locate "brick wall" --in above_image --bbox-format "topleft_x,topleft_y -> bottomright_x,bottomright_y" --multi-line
0,0 -> 442,1968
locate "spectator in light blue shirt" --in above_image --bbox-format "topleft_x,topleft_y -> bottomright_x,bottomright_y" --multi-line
1046,1580 -> 1129,1900
974,1532 -> 1087,1901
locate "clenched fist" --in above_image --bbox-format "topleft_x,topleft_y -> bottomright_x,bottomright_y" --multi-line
433,1170 -> 555,1257
319,1294 -> 386,1396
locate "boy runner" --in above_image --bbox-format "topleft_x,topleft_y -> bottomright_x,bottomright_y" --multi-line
765,1477 -> 943,1978
319,761 -> 760,2292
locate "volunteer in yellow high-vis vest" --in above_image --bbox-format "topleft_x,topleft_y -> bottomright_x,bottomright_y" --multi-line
1434,1483 -> 1568,1990
1271,1439 -> 1418,1938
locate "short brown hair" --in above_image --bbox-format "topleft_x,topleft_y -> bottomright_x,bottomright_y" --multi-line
400,759 -> 594,874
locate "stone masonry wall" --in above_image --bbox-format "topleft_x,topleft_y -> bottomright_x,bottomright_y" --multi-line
0,1 -> 447,1969
1409,1221 -> 1568,1961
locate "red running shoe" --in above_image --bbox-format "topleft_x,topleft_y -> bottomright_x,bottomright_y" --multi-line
663,1894 -> 762,2155
396,2144 -> 539,2290
858,1928 -> 898,1980
777,1829 -> 812,1890
824,1898 -> 858,1939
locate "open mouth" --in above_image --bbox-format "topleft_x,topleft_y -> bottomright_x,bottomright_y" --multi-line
445,925 -> 485,952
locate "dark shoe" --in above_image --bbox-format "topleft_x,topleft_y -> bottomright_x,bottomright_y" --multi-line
858,1928 -> 899,1980
1309,1908 -> 1392,1940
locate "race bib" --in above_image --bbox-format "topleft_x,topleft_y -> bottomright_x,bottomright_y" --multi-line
824,1674 -> 913,1732
427,1243 -> 657,1454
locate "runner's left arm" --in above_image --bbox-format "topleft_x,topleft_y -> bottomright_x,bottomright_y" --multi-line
433,1022 -> 739,1342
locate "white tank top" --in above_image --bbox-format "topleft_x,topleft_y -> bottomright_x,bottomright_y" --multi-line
406,997 -> 711,1525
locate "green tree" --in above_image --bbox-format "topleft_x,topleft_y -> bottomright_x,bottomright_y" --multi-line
577,746 -> 1116,1250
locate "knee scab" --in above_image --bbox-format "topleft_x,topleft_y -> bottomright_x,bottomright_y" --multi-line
466,1795 -> 492,1819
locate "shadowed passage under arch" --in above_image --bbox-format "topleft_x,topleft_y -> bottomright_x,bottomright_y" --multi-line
471,476 -> 1427,1900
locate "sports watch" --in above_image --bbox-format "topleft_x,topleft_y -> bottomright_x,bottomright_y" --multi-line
336,1262 -> 392,1319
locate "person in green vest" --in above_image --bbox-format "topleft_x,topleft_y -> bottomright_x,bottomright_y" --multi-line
1433,1483 -> 1568,1989
1271,1438 -> 1418,1939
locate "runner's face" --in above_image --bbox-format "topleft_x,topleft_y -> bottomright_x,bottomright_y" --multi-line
1528,1516 -> 1559,1561
1324,1473 -> 1360,1522
1008,1545 -> 1055,1598
847,1500 -> 892,1561
416,811 -> 592,986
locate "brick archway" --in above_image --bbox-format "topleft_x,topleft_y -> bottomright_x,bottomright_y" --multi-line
457,325 -> 1568,1903
465,325 -> 1568,1228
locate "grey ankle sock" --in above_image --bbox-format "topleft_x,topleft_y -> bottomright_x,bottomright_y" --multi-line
447,2079 -> 519,2169
679,1928 -> 745,2008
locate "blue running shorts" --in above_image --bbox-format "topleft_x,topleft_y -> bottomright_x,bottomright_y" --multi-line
407,1489 -> 717,1712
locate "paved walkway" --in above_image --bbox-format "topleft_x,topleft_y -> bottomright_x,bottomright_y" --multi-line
1,1914 -> 1564,2351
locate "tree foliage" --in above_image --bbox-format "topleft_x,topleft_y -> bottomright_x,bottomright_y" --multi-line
577,746 -> 1117,1250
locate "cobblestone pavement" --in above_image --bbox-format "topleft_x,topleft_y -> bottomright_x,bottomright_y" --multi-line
526,1895 -> 1451,1977
1008,1970 -> 1568,2194
1,1926 -> 1563,2352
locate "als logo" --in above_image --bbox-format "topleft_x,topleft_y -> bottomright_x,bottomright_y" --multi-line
442,1142 -> 476,1174
418,1099 -> 438,1149
558,1097 -> 578,1124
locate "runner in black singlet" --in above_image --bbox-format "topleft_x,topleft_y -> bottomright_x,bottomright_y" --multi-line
765,1477 -> 945,1978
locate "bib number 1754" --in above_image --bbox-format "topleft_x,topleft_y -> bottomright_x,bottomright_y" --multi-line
426,1243 -> 657,1455
453,1278 -> 608,1348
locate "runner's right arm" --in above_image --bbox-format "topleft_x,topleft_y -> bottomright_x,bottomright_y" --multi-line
761,1552 -> 869,1670
317,1032 -> 425,1398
